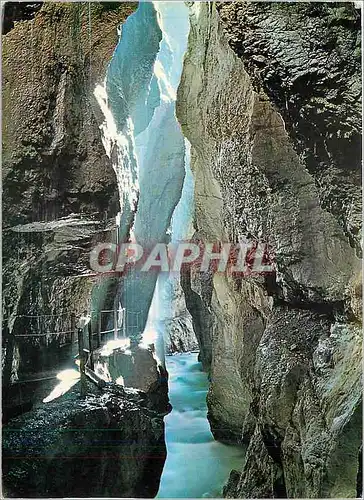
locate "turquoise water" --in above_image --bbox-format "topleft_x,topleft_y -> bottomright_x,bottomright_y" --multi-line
157,353 -> 245,498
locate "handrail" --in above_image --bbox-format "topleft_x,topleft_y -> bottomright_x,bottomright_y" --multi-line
5,307 -> 140,342
3,309 -> 141,320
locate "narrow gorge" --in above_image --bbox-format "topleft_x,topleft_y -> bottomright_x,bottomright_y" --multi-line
2,1 -> 362,499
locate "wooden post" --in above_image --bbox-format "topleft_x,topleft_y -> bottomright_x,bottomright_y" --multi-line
78,327 -> 87,398
97,312 -> 102,347
114,309 -> 118,340
70,312 -> 76,345
122,308 -> 126,338
88,322 -> 94,370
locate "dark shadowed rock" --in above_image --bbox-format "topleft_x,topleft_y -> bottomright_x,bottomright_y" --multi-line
2,383 -> 166,498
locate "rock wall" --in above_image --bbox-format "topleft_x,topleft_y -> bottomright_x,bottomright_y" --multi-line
164,277 -> 199,354
2,2 -> 136,392
176,2 -> 362,497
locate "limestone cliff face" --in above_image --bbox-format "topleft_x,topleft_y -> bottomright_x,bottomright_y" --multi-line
177,2 -> 362,498
2,2 -> 136,389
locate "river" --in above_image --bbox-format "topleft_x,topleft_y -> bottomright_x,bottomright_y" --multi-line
157,353 -> 246,498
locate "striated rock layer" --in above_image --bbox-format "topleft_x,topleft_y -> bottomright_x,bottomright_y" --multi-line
176,2 -> 362,498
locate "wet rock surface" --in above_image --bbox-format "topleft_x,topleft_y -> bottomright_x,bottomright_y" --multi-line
177,3 -> 361,497
2,382 -> 167,498
217,1 -> 362,255
2,1 -> 136,392
180,265 -> 214,370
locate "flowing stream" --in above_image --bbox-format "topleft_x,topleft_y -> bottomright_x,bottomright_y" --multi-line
157,354 -> 245,498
